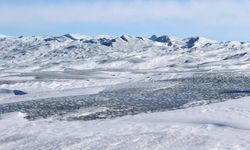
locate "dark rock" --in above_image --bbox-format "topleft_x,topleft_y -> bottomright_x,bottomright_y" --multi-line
66,45 -> 78,50
223,52 -> 247,60
81,40 -> 98,44
156,35 -> 170,43
149,35 -> 172,45
44,37 -> 60,42
98,38 -> 113,47
63,34 -> 77,41
136,37 -> 144,40
183,37 -> 199,48
120,35 -> 129,42
13,90 -> 27,95
149,35 -> 158,41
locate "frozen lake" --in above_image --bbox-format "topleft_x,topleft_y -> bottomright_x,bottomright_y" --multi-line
1,72 -> 250,121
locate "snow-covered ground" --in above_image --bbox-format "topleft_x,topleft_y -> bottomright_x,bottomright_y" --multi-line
1,96 -> 250,150
1,34 -> 250,149
0,34 -> 250,97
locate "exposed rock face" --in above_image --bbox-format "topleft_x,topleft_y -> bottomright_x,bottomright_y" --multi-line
184,37 -> 200,48
149,35 -> 172,45
98,38 -> 115,47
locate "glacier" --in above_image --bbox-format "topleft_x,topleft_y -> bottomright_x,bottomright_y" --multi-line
0,34 -> 250,149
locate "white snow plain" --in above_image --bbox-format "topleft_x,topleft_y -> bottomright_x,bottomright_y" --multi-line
1,97 -> 250,150
1,34 -> 250,149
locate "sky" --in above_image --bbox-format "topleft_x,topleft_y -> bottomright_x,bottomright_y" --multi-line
0,0 -> 250,41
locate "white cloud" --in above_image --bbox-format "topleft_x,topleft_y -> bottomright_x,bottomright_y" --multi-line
0,0 -> 250,27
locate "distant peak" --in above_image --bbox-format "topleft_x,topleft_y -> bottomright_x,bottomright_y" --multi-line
63,34 -> 77,40
149,35 -> 171,45
187,36 -> 200,43
181,36 -> 216,48
149,35 -> 158,41
120,35 -> 131,42
181,37 -> 199,48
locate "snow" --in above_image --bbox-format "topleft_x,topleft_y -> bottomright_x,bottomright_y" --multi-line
0,34 -> 9,38
1,34 -> 250,149
1,97 -> 250,149
1,34 -> 249,76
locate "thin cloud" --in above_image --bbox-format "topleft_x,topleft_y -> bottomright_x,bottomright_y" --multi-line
0,0 -> 249,27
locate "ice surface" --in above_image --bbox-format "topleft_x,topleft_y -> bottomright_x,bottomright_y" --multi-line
0,97 -> 250,149
1,72 -> 250,121
1,34 -> 250,149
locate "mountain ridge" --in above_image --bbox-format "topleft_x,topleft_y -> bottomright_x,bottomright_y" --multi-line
0,34 -> 249,73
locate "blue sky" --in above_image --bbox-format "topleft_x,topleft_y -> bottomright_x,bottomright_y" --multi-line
0,0 -> 250,41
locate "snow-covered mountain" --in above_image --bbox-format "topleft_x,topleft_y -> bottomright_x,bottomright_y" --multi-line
1,34 -> 249,73
1,34 -> 250,100
1,34 -> 250,149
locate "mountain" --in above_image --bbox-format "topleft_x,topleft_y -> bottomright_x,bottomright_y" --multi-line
0,34 -> 249,73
